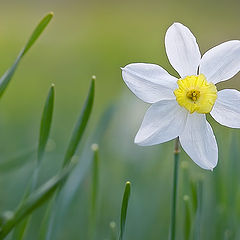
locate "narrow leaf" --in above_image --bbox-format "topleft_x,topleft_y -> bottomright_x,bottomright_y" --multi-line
44,103 -> 115,240
119,181 -> 131,240
63,77 -> 95,167
0,12 -> 53,98
12,218 -> 29,240
60,103 -> 115,210
0,163 -> 75,239
193,181 -> 203,240
183,195 -> 191,240
38,84 -> 55,162
89,143 -> 99,240
190,180 -> 198,215
37,200 -> 55,240
21,12 -> 54,57
40,78 -> 95,240
12,85 -> 55,240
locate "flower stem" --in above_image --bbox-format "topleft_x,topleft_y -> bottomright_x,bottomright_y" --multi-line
169,137 -> 180,240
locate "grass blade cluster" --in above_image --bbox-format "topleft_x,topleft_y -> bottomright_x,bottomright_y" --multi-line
0,163 -> 75,239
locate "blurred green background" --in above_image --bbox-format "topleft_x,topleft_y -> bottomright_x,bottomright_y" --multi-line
0,0 -> 240,239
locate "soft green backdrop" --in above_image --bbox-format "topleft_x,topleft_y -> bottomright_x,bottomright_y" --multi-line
0,0 -> 240,239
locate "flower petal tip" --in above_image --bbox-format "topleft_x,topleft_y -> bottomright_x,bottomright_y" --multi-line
172,22 -> 182,26
134,134 -> 146,146
205,163 -> 216,171
134,137 -> 141,145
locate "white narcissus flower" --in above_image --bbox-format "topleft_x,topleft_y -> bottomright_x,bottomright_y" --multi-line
121,22 -> 240,170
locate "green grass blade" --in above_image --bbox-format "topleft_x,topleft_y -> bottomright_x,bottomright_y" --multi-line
21,12 -> 54,57
0,163 -> 75,239
37,199 -> 55,240
12,177 -> 34,240
12,219 -> 29,240
119,181 -> 131,240
190,180 -> 198,215
45,103 -> 115,240
40,78 -> 95,240
38,84 -> 55,162
12,85 -> 55,240
89,143 -> 99,240
183,195 -> 191,240
61,103 -> 115,209
63,77 -> 95,167
0,12 -> 53,99
193,181 -> 203,240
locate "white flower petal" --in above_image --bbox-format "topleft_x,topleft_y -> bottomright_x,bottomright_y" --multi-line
135,100 -> 188,146
211,89 -> 240,128
122,63 -> 177,103
200,40 -> 240,84
165,22 -> 201,78
179,113 -> 218,170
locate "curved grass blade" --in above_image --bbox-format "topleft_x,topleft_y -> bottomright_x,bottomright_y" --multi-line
63,76 -> 95,167
12,218 -> 29,240
12,85 -> 55,240
44,103 -> 115,240
119,181 -> 131,240
41,78 -> 95,240
0,163 -> 75,239
61,103 -> 115,209
0,12 -> 53,99
38,84 -> 55,162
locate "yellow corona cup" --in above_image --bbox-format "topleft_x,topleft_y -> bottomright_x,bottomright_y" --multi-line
174,74 -> 217,114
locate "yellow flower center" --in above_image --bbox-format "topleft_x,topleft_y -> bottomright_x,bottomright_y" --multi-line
174,74 -> 217,114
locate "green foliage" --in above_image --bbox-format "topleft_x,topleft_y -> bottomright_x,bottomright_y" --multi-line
89,143 -> 99,240
0,12 -> 53,99
0,163 -> 75,239
0,3 -> 240,240
38,84 -> 55,162
63,77 -> 95,167
183,195 -> 191,240
119,181 -> 131,240
43,77 -> 95,240
12,85 -> 55,240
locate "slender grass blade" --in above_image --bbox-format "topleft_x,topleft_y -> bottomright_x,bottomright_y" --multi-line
38,84 -> 55,162
63,77 -> 95,167
42,77 -> 95,240
0,12 -> 53,99
119,181 -> 131,240
0,163 -> 75,239
193,181 -> 203,240
89,143 -> 99,240
12,85 -> 55,240
183,195 -> 191,240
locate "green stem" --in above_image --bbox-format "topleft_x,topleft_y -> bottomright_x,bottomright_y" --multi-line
169,137 -> 180,240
